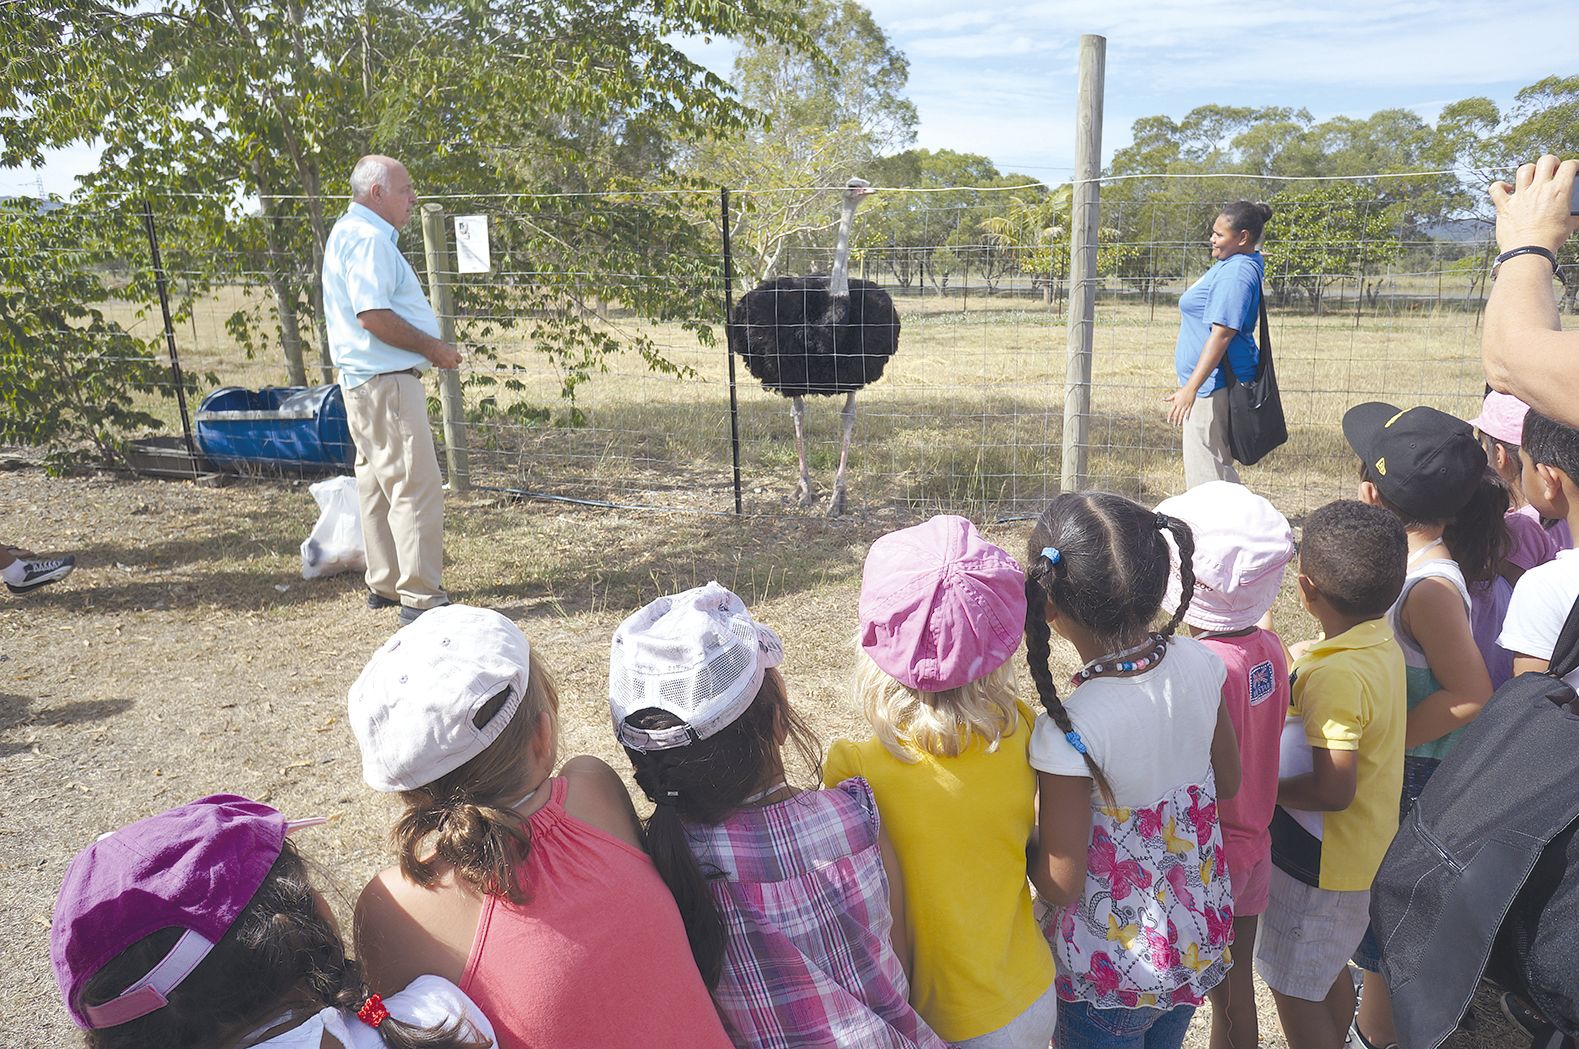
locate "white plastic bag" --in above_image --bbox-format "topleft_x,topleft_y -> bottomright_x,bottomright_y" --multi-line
300,475 -> 366,580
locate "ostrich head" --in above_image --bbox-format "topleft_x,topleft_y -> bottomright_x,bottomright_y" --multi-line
842,176 -> 875,206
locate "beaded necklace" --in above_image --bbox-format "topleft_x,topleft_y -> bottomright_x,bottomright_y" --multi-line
1061,633 -> 1170,757
1069,632 -> 1168,687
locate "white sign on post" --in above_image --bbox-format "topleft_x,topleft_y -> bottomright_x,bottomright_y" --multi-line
454,215 -> 491,274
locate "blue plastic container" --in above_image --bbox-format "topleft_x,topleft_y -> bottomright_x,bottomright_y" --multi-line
195,385 -> 355,473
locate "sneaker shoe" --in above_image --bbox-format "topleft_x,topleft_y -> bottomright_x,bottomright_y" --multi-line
5,555 -> 75,595
366,590 -> 399,610
1501,992 -> 1577,1049
1347,1021 -> 1397,1049
398,601 -> 449,627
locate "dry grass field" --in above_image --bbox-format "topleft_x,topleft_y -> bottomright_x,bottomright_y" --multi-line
4,287 -> 1530,1046
111,281 -> 1492,519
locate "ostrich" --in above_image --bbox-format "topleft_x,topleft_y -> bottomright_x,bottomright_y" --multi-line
728,177 -> 901,516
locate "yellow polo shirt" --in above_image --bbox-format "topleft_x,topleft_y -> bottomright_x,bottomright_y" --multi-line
1273,618 -> 1406,891
823,702 -> 1053,1042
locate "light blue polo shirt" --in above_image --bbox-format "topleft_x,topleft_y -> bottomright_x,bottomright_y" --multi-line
322,202 -> 439,390
1174,251 -> 1263,397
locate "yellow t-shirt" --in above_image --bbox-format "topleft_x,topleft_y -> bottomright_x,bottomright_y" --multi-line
822,702 -> 1054,1042
1272,618 -> 1406,891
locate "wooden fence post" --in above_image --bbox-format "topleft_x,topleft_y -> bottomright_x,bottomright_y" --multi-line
419,202 -> 471,492
1060,34 -> 1105,493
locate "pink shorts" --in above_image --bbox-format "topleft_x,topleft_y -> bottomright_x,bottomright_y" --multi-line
1228,847 -> 1272,916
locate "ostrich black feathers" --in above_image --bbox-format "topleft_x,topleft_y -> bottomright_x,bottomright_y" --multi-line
728,276 -> 900,397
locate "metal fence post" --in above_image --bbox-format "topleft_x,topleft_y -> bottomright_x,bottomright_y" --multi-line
419,202 -> 471,492
1060,34 -> 1105,493
720,188 -> 743,515
139,197 -> 198,467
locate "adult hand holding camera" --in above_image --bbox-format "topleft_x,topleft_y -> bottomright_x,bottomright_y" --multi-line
1482,155 -> 1579,427
1491,154 -> 1579,254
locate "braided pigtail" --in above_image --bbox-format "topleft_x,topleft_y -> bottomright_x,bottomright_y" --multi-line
1024,556 -> 1116,805
1158,512 -> 1196,638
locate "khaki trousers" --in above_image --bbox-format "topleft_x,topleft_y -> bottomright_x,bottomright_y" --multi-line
1182,387 -> 1241,489
343,372 -> 446,608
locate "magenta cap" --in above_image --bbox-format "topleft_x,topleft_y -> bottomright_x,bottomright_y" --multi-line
1469,390 -> 1532,446
859,515 -> 1027,693
51,794 -> 322,1030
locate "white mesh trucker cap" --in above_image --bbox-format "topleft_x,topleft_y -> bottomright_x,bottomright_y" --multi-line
608,582 -> 784,752
348,604 -> 531,791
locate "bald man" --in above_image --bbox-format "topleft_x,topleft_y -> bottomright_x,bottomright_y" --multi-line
323,155 -> 460,624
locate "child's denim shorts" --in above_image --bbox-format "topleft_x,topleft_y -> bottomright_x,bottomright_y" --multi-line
1353,754 -> 1442,972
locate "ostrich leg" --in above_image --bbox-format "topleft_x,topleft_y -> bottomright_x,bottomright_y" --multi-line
791,395 -> 815,507
827,391 -> 857,517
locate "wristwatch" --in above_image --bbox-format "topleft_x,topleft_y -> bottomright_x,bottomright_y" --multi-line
1491,245 -> 1559,280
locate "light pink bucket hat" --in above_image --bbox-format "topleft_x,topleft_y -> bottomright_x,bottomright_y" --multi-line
859,515 -> 1026,693
1469,390 -> 1532,446
1155,482 -> 1295,633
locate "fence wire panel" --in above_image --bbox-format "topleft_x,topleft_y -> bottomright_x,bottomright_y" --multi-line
4,180 -> 1519,522
728,186 -> 1064,517
1086,192 -> 1496,523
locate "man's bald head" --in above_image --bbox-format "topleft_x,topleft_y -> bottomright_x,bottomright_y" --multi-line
350,155 -> 417,228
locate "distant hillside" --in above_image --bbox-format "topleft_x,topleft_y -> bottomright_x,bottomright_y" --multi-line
0,196 -> 65,214
1423,216 -> 1492,242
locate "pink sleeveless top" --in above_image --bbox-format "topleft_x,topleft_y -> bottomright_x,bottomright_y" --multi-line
460,776 -> 733,1049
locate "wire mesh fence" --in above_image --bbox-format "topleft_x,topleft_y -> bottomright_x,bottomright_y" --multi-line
1,177 -> 1514,525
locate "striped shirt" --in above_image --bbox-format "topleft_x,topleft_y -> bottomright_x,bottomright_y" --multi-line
685,778 -> 946,1049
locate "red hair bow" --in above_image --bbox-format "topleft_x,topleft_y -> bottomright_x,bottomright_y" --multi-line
357,994 -> 390,1029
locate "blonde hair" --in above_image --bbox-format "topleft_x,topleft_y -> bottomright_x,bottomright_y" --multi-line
392,658 -> 559,904
851,648 -> 1023,763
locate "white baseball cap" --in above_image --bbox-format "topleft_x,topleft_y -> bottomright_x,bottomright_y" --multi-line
348,605 -> 532,792
1156,481 -> 1295,633
608,582 -> 784,752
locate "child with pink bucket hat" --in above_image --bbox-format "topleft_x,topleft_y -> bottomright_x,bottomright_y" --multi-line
826,515 -> 1057,1048
1467,390 -> 1563,688
1155,480 -> 1295,1049
51,794 -> 497,1049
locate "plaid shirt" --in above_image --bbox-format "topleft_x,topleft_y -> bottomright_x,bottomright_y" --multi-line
685,778 -> 947,1049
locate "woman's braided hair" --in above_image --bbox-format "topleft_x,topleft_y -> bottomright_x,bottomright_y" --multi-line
1023,492 -> 1197,804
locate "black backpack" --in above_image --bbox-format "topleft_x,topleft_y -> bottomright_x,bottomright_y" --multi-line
1370,594 -> 1579,1049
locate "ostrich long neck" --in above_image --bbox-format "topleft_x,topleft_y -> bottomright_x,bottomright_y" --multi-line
828,197 -> 858,300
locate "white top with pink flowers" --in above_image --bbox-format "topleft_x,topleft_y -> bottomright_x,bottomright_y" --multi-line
1028,636 -> 1233,1009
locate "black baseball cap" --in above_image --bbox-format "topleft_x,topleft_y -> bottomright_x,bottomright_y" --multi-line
1342,402 -> 1488,521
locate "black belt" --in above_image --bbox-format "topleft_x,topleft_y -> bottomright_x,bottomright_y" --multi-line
383,367 -> 423,378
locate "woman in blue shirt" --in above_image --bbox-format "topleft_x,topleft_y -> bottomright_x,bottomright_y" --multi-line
1164,201 -> 1272,488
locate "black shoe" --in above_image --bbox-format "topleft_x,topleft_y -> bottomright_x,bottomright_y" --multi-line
5,555 -> 75,595
366,590 -> 399,610
1501,992 -> 1577,1049
398,601 -> 449,627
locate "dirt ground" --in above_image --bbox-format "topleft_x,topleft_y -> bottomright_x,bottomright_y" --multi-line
0,467 -> 1527,1047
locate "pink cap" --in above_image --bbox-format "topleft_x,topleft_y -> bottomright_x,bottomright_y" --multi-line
859,515 -> 1027,692
1469,391 -> 1531,446
1155,482 -> 1294,633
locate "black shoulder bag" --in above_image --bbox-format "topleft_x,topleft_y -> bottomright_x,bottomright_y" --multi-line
1224,289 -> 1288,466
1370,593 -> 1579,1047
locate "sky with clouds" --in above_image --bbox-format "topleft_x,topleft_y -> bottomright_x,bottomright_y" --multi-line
7,0 -> 1576,197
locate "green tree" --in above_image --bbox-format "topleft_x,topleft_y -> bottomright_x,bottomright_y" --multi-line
1262,182 -> 1404,313
693,0 -> 916,283
2,0 -> 811,397
979,185 -> 1070,305
1437,77 -> 1579,310
861,149 -> 1011,295
0,200 -> 207,470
